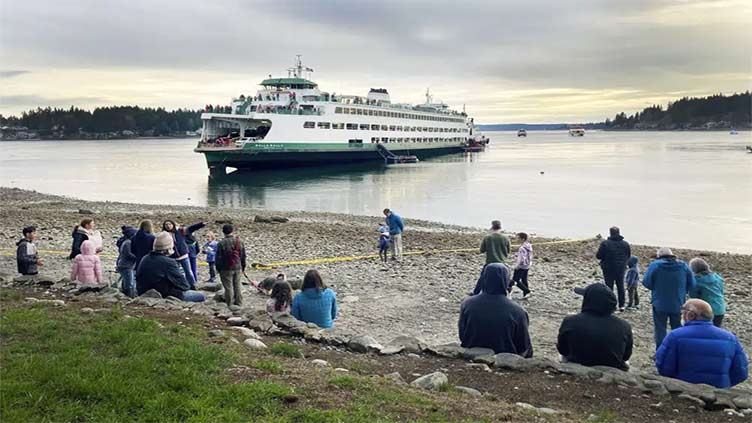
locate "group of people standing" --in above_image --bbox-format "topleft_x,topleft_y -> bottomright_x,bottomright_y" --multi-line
459,223 -> 747,389
13,213 -> 748,389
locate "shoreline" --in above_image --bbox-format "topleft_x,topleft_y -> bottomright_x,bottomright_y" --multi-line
1,187 -> 750,389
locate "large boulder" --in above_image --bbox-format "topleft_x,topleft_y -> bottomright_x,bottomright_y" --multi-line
248,315 -> 278,333
197,282 -> 222,292
410,372 -> 448,391
463,347 -> 496,361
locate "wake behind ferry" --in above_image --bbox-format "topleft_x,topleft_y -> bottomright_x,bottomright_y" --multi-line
195,56 -> 482,174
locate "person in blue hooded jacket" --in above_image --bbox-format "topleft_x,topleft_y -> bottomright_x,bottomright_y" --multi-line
642,247 -> 696,349
656,299 -> 748,388
383,208 -> 405,261
688,257 -> 726,327
131,220 -> 156,271
459,263 -> 532,357
291,269 -> 338,328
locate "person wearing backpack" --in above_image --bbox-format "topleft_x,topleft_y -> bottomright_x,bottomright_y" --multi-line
215,224 -> 247,307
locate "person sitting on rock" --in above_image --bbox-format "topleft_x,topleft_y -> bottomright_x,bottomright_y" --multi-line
557,283 -> 633,370
458,263 -> 532,357
266,280 -> 293,316
656,299 -> 748,388
16,226 -> 43,276
135,231 -> 205,302
70,240 -> 103,286
291,269 -> 338,328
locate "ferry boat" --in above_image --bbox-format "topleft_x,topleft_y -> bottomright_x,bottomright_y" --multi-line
195,56 -> 473,174
568,127 -> 585,137
517,129 -> 527,137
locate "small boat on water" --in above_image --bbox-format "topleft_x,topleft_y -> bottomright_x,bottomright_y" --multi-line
746,145 -> 752,153
569,127 -> 585,137
517,129 -> 527,137
730,128 -> 738,135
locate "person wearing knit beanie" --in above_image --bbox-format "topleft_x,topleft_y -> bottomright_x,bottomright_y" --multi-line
153,231 -> 174,255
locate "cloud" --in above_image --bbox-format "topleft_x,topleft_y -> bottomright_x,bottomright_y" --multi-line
0,0 -> 750,122
0,70 -> 30,78
0,94 -> 107,108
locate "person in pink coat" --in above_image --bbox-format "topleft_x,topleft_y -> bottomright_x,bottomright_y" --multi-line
70,240 -> 103,285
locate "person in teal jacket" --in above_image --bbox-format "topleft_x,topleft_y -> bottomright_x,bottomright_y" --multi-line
689,257 -> 726,327
291,269 -> 338,328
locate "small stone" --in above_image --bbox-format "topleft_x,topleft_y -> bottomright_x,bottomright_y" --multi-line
229,305 -> 241,312
348,335 -> 383,353
243,338 -> 267,349
140,289 -> 162,299
50,300 -> 65,307
311,359 -> 328,367
341,295 -> 359,303
455,386 -> 482,397
385,372 -> 406,384
208,329 -> 225,337
678,393 -> 706,407
226,317 -> 250,326
406,353 -> 420,359
81,307 -> 94,314
463,347 -> 495,360
228,326 -> 260,339
410,372 -> 448,391
515,402 -> 559,415
24,297 -> 39,303
733,395 -> 752,409
334,368 -> 349,373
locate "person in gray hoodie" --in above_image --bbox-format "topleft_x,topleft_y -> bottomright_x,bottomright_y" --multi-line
16,226 -> 43,276
512,232 -> 533,298
116,226 -> 138,297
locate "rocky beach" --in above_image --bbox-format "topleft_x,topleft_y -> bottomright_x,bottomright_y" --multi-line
1,186 -> 750,390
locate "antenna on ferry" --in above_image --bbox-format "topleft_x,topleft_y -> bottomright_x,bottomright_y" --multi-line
425,87 -> 431,105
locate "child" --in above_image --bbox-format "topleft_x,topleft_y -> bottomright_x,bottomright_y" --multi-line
16,226 -> 43,276
512,232 -> 533,299
70,240 -> 103,286
116,226 -> 138,297
202,231 -> 218,283
266,280 -> 293,316
378,225 -> 390,264
625,255 -> 640,310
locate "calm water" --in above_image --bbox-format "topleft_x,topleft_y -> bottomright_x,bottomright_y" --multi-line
1,131 -> 750,253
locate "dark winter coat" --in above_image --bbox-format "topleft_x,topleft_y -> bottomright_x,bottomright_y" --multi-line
68,227 -> 89,259
130,229 -> 156,269
596,235 -> 631,272
168,229 -> 190,258
135,251 -> 191,300
459,264 -> 533,357
16,238 -> 39,275
557,283 -> 634,370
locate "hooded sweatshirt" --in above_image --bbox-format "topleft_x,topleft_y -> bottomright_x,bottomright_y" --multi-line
624,256 -> 640,288
596,234 -> 631,271
642,256 -> 695,314
291,287 -> 338,328
16,238 -> 39,275
459,264 -> 533,356
116,227 -> 138,270
557,283 -> 633,370
515,241 -> 533,270
70,240 -> 103,284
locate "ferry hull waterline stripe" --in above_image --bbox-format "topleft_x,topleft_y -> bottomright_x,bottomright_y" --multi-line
194,56 -> 485,174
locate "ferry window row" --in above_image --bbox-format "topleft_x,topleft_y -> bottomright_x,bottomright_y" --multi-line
304,122 -> 468,133
333,106 -> 464,123
368,137 -> 465,143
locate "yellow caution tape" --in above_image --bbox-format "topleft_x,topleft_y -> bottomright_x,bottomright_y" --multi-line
1,237 -> 595,270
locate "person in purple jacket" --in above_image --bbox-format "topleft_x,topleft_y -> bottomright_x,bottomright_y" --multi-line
656,299 -> 748,388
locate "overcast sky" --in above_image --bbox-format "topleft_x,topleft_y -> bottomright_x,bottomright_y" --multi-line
1,0 -> 750,123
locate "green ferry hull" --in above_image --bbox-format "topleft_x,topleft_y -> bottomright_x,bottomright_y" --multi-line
196,143 -> 464,174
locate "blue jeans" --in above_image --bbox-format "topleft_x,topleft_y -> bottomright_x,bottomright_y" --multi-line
118,268 -> 136,298
178,257 -> 196,288
182,290 -> 205,302
652,307 -> 682,349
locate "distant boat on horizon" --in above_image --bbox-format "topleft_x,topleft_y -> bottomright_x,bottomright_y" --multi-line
517,129 -> 527,137
569,127 -> 585,137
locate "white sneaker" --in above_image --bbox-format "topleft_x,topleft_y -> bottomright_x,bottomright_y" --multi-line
522,292 -> 532,299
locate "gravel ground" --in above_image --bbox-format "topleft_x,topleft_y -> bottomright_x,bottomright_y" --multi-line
1,187 -> 750,388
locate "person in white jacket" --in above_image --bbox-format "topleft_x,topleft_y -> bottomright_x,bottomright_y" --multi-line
512,232 -> 533,299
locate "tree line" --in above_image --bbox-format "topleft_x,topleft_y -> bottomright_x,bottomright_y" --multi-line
0,106 -> 202,137
604,92 -> 751,130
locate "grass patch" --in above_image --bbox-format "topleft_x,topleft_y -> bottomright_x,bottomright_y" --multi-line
269,342 -> 303,358
0,289 -> 22,301
254,359 -> 285,374
0,300 -> 515,423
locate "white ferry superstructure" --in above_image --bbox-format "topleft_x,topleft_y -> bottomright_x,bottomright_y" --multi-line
195,56 -> 480,174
